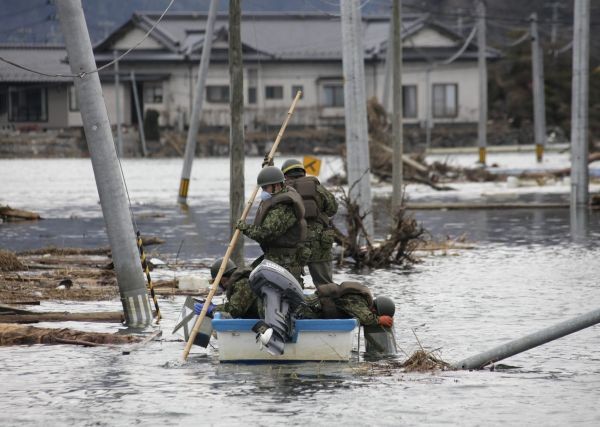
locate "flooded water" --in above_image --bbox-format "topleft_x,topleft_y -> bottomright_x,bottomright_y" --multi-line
1,158 -> 600,426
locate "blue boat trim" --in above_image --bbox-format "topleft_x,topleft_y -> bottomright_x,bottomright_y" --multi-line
211,315 -> 358,332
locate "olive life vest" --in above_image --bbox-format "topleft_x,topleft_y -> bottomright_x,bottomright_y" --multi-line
253,187 -> 307,249
317,282 -> 374,319
286,176 -> 329,225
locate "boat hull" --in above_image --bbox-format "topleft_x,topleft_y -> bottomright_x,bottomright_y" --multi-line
212,316 -> 358,362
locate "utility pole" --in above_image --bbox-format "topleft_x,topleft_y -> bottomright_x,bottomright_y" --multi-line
229,0 -> 245,267
457,9 -> 464,37
391,0 -> 403,210
530,13 -> 546,163
545,2 -> 566,47
113,50 -> 122,157
178,0 -> 219,204
130,71 -> 148,157
570,0 -> 590,207
425,68 -> 433,150
382,18 -> 394,112
340,0 -> 374,236
477,0 -> 487,165
56,0 -> 152,327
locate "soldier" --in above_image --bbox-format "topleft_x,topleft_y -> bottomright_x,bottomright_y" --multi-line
298,281 -> 395,328
281,159 -> 338,286
193,258 -> 261,319
236,166 -> 309,285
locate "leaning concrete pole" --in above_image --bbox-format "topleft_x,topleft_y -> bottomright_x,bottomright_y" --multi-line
56,0 -> 152,327
228,0 -> 245,267
452,308 -> 600,370
476,0 -> 487,165
530,13 -> 547,163
177,0 -> 219,204
570,0 -> 590,207
340,0 -> 374,236
391,0 -> 404,211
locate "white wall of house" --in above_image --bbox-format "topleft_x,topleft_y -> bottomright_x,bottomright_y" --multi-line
97,58 -> 481,130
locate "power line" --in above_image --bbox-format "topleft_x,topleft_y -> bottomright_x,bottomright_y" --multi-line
0,0 -> 176,79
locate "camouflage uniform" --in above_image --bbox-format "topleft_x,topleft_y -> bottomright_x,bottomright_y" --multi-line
215,267 -> 262,319
286,176 -> 338,286
297,284 -> 378,326
238,187 -> 308,284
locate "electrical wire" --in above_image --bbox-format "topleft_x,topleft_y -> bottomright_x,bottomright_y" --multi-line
0,0 -> 176,79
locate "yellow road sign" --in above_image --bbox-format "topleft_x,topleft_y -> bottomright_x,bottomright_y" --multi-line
303,155 -> 321,176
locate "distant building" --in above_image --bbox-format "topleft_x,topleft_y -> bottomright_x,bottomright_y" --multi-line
0,12 -> 499,131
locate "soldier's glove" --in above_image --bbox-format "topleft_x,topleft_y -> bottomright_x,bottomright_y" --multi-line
194,302 -> 216,316
236,220 -> 249,232
378,315 -> 394,328
261,153 -> 274,168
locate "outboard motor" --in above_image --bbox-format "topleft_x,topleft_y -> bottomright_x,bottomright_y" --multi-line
249,260 -> 306,356
364,296 -> 398,356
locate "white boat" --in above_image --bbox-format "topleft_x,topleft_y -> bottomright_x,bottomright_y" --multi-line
211,313 -> 358,362
174,297 -> 359,362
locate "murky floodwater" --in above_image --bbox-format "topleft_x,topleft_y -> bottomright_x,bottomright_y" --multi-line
1,158 -> 599,426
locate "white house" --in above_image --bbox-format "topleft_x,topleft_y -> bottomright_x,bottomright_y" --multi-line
0,12 -> 498,131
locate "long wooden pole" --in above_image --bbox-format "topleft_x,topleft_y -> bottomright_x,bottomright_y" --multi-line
182,91 -> 303,360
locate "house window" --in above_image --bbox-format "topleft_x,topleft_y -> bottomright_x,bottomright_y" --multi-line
68,85 -> 79,111
143,82 -> 163,104
402,85 -> 417,118
8,86 -> 48,122
247,87 -> 257,104
265,85 -> 283,100
432,83 -> 457,118
321,84 -> 344,107
291,85 -> 303,99
206,85 -> 229,103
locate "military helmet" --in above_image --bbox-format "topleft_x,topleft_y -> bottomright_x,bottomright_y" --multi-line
281,159 -> 305,175
374,296 -> 395,317
210,258 -> 237,280
257,166 -> 285,187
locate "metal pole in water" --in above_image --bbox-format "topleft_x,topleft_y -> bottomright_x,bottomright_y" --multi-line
177,0 -> 219,204
382,18 -> 393,112
452,308 -> 600,370
530,13 -> 546,163
391,0 -> 404,210
229,0 -> 245,267
570,0 -> 590,207
340,0 -> 374,236
56,0 -> 152,327
476,0 -> 487,165
130,71 -> 148,157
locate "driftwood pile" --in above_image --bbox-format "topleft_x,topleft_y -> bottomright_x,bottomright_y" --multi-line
0,323 -> 139,347
333,186 -> 424,269
0,205 -> 41,221
367,98 -> 497,188
0,246 -> 206,305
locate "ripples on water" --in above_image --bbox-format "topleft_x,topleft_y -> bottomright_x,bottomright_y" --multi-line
1,159 -> 599,426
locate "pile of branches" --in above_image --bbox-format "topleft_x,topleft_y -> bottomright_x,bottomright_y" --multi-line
333,187 -> 424,269
366,98 -> 499,186
0,324 -> 139,346
0,250 -> 23,272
